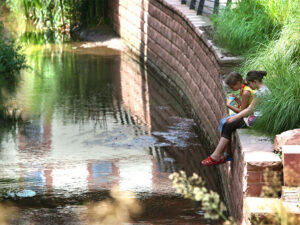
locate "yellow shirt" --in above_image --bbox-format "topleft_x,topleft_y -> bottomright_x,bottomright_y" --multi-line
243,85 -> 255,105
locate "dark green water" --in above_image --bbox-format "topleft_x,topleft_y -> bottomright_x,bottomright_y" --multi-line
0,38 -> 222,224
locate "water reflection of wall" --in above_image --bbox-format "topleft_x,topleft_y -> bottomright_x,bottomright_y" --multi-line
119,53 -> 220,192
87,160 -> 119,190
119,54 -> 151,131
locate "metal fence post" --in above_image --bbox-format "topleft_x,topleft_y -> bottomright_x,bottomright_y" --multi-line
197,0 -> 205,15
214,0 -> 220,14
190,0 -> 196,9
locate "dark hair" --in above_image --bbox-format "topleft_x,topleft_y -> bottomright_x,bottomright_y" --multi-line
225,72 -> 243,86
246,70 -> 267,82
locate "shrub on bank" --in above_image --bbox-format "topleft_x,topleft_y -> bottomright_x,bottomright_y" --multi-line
0,23 -> 26,80
213,0 -> 300,135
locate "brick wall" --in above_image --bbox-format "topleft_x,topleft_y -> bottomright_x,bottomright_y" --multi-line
108,0 -> 232,146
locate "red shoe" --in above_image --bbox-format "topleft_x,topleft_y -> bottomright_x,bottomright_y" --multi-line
202,156 -> 226,166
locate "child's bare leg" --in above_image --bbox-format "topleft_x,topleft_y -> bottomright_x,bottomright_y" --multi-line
224,140 -> 231,155
210,137 -> 230,160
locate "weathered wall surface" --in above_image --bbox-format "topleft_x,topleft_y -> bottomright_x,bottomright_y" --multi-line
107,0 -> 242,222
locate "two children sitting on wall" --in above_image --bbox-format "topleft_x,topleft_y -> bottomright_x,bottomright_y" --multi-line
202,70 -> 270,166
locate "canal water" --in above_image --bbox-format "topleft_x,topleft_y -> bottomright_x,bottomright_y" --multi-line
0,29 -> 223,224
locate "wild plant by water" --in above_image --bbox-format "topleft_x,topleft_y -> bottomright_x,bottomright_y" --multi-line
169,171 -> 235,223
4,0 -> 109,32
86,186 -> 142,225
0,22 -> 27,81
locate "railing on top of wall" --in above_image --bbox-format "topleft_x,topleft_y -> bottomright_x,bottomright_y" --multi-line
181,0 -> 236,16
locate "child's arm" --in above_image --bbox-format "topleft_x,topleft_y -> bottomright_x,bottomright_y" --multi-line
227,98 -> 258,123
227,91 -> 251,113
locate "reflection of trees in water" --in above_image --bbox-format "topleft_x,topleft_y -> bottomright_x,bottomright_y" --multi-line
23,49 -> 121,129
148,146 -> 175,173
0,75 -> 24,151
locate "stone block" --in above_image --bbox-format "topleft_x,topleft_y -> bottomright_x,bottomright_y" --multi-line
282,145 -> 300,186
274,129 -> 300,152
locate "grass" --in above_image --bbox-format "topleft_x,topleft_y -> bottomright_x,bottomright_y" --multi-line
240,18 -> 300,135
212,0 -> 281,55
213,0 -> 300,136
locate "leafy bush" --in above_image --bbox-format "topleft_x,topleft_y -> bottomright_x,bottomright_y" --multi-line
0,24 -> 26,80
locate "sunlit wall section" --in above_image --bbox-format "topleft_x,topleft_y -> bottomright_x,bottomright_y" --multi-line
109,0 -> 148,58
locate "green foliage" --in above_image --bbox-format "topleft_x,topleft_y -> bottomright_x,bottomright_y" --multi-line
212,0 -> 281,55
240,18 -> 300,135
5,0 -> 71,31
0,24 -> 26,80
213,0 -> 300,136
169,171 -> 229,221
19,31 -> 70,45
5,0 -> 109,32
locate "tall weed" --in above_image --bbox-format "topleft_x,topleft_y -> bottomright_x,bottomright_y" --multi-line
213,0 -> 299,55
212,0 -> 281,55
240,18 -> 300,135
214,0 -> 300,135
